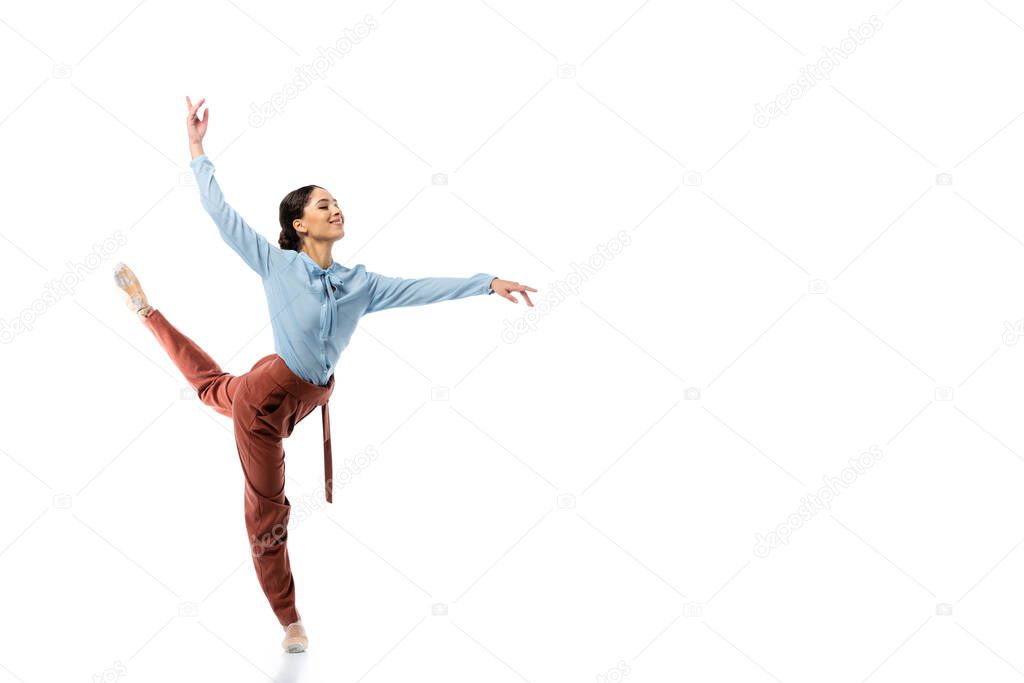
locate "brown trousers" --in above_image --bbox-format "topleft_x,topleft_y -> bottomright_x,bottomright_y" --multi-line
142,308 -> 335,626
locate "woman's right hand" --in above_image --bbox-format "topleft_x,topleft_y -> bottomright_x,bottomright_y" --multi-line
186,96 -> 208,155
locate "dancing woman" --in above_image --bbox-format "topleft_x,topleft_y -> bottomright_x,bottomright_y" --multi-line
113,96 -> 536,653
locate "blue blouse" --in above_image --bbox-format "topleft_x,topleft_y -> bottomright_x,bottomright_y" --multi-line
190,154 -> 497,386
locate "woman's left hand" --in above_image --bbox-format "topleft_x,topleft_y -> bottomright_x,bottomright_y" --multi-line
490,278 -> 537,306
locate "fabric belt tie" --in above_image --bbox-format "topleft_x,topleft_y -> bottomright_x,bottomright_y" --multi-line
256,354 -> 337,504
321,402 -> 333,503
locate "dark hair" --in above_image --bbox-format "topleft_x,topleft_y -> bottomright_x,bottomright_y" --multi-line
278,185 -> 323,251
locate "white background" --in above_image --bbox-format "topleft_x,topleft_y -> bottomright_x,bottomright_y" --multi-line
2,0 -> 1023,681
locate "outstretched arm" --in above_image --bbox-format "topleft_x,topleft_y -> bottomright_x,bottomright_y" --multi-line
185,96 -> 274,279
365,271 -> 497,314
364,271 -> 536,313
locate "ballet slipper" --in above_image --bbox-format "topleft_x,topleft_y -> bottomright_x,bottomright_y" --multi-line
113,262 -> 153,318
281,620 -> 308,653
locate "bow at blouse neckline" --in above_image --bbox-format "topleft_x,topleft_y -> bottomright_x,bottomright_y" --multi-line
299,252 -> 348,341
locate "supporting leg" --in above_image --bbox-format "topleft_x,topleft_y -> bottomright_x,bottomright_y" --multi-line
233,392 -> 302,629
119,263 -> 304,647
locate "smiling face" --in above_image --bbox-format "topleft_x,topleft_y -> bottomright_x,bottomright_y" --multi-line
294,187 -> 345,245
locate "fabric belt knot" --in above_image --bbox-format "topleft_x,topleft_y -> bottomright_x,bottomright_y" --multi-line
258,354 -> 337,504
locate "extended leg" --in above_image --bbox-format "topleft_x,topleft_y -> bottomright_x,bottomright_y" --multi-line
141,309 -> 239,417
114,262 -> 238,417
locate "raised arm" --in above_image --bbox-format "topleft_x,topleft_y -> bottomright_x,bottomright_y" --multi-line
186,96 -> 273,279
364,270 -> 498,314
